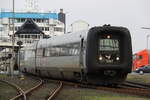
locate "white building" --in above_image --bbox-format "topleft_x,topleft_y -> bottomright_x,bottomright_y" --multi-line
71,20 -> 89,33
0,9 -> 66,40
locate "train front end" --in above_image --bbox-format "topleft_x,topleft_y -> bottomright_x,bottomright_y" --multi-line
86,26 -> 132,85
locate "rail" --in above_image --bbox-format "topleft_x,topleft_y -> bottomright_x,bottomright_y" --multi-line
124,81 -> 150,89
46,79 -> 150,98
2,75 -> 150,99
3,77 -> 43,100
55,80 -> 150,98
0,79 -> 27,100
47,82 -> 63,100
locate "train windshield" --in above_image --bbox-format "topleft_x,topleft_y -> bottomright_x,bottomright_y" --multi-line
99,39 -> 119,51
98,35 -> 120,64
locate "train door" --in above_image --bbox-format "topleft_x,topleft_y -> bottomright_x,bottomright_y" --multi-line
79,38 -> 84,67
79,38 -> 87,82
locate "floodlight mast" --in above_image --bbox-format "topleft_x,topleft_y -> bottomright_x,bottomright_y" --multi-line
141,27 -> 150,49
10,0 -> 15,76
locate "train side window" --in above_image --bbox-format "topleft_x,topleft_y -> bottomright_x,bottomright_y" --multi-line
59,47 -> 68,56
64,43 -> 79,56
49,47 -> 57,56
48,43 -> 80,57
44,48 -> 50,56
73,43 -> 80,56
72,49 -> 80,55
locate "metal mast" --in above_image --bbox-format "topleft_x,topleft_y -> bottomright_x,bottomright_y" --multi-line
141,27 -> 150,49
10,0 -> 15,76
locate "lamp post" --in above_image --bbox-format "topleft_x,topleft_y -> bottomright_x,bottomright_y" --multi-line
147,34 -> 150,49
11,0 -> 15,76
9,0 -> 15,76
141,27 -> 150,49
17,41 -> 23,76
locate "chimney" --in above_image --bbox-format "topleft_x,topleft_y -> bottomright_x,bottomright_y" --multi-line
58,9 -> 66,33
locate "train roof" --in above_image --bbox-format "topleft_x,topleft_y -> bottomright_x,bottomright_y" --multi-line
22,25 -> 131,50
37,29 -> 89,48
22,29 -> 88,50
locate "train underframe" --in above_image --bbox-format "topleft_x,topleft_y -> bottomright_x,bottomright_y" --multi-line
86,70 -> 128,85
22,67 -> 128,86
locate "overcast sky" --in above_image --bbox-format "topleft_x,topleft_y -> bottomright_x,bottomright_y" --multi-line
0,0 -> 150,53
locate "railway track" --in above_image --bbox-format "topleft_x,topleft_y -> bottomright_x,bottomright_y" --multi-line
38,78 -> 150,98
101,85 -> 150,98
1,75 -> 150,99
123,81 -> 150,89
0,75 -> 64,100
0,79 -> 26,100
53,80 -> 150,98
13,77 -> 43,100
26,79 -> 63,100
47,82 -> 63,100
0,75 -> 43,100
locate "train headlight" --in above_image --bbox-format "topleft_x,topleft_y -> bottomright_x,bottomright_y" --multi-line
99,56 -> 103,60
107,35 -> 111,39
116,57 -> 120,60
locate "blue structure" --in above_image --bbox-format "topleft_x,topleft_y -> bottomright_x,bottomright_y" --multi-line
0,12 -> 58,19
